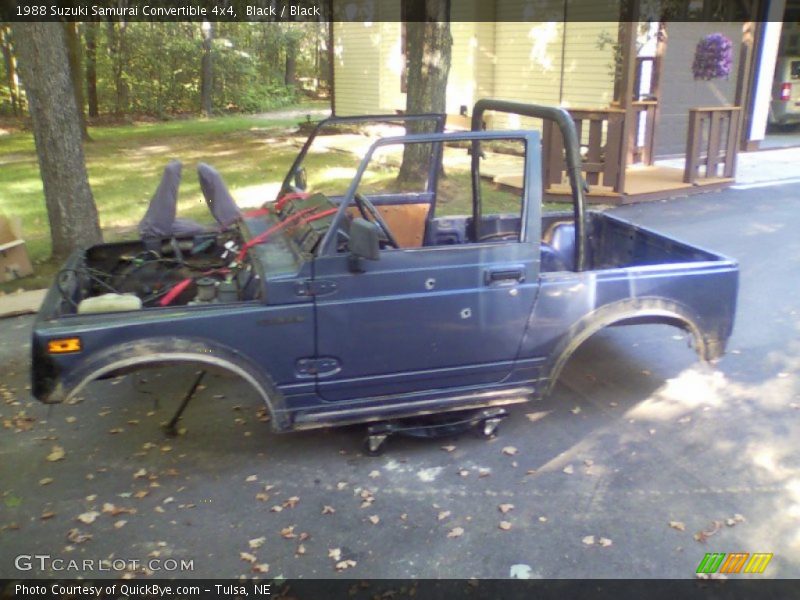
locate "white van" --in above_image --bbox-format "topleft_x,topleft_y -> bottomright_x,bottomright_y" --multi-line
770,56 -> 800,126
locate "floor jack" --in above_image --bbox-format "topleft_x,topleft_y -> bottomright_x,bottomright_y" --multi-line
163,370 -> 206,437
363,407 -> 509,456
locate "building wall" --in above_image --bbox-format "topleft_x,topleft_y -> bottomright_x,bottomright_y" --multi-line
654,21 -> 745,158
333,0 -> 618,123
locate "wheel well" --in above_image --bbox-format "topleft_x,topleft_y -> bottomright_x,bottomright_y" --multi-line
544,300 -> 715,394
51,339 -> 287,431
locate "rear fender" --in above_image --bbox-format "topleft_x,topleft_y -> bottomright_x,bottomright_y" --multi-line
544,297 -> 724,394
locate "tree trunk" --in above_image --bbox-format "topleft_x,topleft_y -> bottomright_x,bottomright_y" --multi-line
200,21 -> 214,116
106,21 -> 129,115
284,34 -> 297,88
63,22 -> 88,140
397,0 -> 452,185
13,22 -> 102,260
85,22 -> 98,118
0,25 -> 21,115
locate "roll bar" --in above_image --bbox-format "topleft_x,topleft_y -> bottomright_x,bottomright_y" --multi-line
470,99 -> 587,272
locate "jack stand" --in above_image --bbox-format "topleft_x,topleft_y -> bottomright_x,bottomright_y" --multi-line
363,408 -> 509,456
163,370 -> 206,437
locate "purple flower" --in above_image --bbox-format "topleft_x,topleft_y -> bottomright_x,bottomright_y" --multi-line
692,33 -> 733,80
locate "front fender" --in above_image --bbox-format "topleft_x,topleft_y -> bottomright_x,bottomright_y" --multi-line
45,337 -> 289,432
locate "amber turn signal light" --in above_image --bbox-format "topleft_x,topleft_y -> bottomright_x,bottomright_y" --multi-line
47,338 -> 81,354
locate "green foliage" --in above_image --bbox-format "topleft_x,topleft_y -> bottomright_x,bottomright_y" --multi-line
0,22 -> 327,117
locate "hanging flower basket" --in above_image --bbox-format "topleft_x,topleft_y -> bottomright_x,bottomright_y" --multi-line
692,33 -> 733,80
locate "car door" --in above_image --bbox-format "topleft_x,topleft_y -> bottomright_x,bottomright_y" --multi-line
311,131 -> 542,402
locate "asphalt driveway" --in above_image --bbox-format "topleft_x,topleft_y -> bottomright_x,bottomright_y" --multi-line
1,182 -> 799,579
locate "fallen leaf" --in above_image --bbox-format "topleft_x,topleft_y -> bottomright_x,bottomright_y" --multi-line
108,428 -> 124,434
538,516 -> 548,522
46,446 -> 65,462
598,537 -> 613,547
66,529 -> 92,543
677,416 -> 692,424
526,469 -> 537,476
322,505 -> 335,515
525,411 -> 550,423
255,493 -> 270,502
66,416 -> 77,424
583,459 -> 594,467
282,496 -> 300,509
114,520 -> 127,529
458,469 -> 469,477
240,552 -> 257,564
296,544 -> 306,556
725,514 -> 746,527
328,548 -> 342,561
570,406 -> 582,415
478,468 -> 491,478
298,532 -> 310,542
693,520 -> 722,543
86,494 -> 97,502
39,478 -> 54,486
368,470 -> 380,479
563,465 -> 574,474
77,511 -> 100,524
133,490 -> 150,499
335,559 -> 356,571
582,535 -> 595,546
246,475 -> 258,482
102,503 -> 136,516
252,563 -> 269,573
336,482 -> 348,490
163,497 -> 174,505
270,505 -> 283,513
249,537 -> 266,549
368,515 -> 380,525
438,510 -> 451,521
441,445 -> 456,453
499,521 -> 512,531
502,446 -> 518,456
669,521 -> 686,532
133,468 -> 147,479
499,504 -> 514,514
280,526 -> 297,539
41,511 -> 56,520
447,527 -> 464,538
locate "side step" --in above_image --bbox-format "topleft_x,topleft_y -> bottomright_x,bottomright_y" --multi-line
291,386 -> 535,431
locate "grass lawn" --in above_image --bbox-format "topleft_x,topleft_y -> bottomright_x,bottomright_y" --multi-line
0,102 -> 571,292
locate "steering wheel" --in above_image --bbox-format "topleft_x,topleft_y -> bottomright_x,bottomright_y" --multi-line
353,192 -> 400,249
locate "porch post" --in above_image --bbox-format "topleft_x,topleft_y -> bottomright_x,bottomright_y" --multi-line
617,15 -> 639,194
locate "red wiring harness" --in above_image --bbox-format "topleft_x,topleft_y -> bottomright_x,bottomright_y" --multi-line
160,199 -> 336,308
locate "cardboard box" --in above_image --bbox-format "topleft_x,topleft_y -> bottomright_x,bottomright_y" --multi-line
0,216 -> 34,281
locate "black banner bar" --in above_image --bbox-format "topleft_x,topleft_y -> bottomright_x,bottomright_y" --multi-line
0,0 -> 765,23
3,579 -> 800,600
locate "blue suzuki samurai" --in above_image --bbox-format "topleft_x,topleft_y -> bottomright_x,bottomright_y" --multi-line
31,100 -> 738,452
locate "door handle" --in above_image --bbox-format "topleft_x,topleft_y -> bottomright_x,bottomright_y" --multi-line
485,268 -> 525,285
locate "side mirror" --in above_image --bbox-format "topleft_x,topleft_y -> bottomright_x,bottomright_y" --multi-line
294,167 -> 307,191
348,218 -> 380,272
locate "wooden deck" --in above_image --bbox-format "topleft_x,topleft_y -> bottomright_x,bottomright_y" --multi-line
309,134 -> 733,205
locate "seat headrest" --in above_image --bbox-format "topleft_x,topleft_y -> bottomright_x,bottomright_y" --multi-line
197,162 -> 242,228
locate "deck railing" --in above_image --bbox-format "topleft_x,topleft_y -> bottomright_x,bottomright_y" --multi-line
684,106 -> 741,184
542,107 -> 627,193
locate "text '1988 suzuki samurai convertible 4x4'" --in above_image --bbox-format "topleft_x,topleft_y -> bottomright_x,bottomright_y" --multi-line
32,100 -> 738,454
